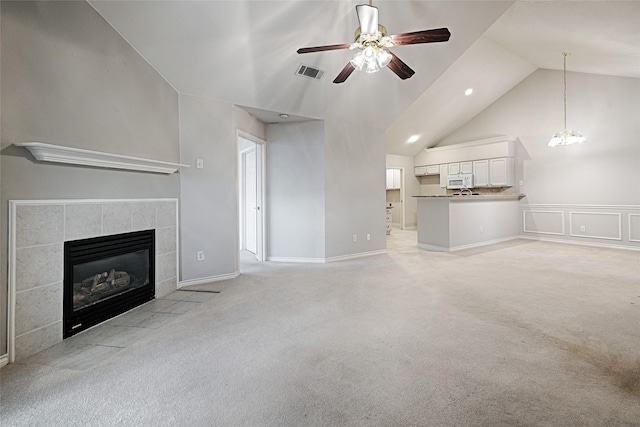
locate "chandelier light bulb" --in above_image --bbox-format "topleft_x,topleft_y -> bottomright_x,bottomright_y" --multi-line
350,51 -> 366,71
363,46 -> 376,60
376,48 -> 392,68
365,59 -> 380,73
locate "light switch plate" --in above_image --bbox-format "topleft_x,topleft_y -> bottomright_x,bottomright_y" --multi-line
196,159 -> 204,169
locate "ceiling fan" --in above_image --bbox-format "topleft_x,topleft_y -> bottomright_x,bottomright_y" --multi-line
297,2 -> 451,84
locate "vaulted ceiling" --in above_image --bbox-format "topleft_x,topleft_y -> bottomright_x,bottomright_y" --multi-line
89,1 -> 640,157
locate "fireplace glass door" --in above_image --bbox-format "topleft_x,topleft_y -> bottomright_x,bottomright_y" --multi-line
64,230 -> 155,337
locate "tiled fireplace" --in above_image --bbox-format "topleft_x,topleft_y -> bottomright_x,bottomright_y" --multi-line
8,199 -> 179,362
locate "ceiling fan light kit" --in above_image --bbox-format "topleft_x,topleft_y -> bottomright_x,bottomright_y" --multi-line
548,52 -> 586,147
296,3 -> 450,83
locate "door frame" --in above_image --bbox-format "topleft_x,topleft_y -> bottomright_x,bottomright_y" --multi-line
236,130 -> 267,263
399,167 -> 406,230
240,146 -> 258,254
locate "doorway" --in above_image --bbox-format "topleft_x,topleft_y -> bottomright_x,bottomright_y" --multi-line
237,132 -> 266,264
385,167 -> 406,230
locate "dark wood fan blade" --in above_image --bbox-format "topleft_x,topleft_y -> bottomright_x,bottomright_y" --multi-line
297,43 -> 351,54
390,28 -> 451,46
387,52 -> 415,80
333,62 -> 356,84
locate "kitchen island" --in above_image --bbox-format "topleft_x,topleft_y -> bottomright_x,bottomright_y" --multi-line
415,194 -> 525,251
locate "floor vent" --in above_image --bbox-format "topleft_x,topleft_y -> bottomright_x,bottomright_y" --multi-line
296,64 -> 324,80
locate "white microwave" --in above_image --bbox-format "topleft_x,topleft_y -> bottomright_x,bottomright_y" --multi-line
447,173 -> 474,189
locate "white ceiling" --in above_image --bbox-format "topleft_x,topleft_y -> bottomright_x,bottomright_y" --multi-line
89,1 -> 640,156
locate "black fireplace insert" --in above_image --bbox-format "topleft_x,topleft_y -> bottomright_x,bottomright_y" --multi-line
63,230 -> 155,338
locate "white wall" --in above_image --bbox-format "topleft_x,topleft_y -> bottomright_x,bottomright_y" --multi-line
439,69 -> 640,206
266,121 -> 326,261
178,96 -> 266,282
265,119 -> 387,261
179,94 -> 237,281
324,119 -> 386,259
233,106 -> 266,141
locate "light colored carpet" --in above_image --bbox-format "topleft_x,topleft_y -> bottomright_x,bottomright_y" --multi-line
1,236 -> 639,426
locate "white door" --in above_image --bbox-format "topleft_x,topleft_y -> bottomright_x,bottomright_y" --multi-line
244,148 -> 257,254
238,134 -> 265,262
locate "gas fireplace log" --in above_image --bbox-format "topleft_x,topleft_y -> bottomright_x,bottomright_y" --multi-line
75,270 -> 133,297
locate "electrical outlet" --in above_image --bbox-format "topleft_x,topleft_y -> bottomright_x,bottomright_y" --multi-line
480,226 -> 484,233
580,226 -> 586,232
197,251 -> 205,261
366,234 -> 371,241
352,234 -> 357,242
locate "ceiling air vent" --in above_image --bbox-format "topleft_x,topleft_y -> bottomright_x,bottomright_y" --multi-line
296,64 -> 324,80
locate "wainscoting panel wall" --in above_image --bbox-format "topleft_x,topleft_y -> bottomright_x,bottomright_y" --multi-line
521,204 -> 640,249
629,214 -> 640,243
569,212 -> 621,240
523,210 -> 564,235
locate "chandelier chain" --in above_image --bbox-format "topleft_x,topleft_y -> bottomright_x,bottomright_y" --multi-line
563,52 -> 568,131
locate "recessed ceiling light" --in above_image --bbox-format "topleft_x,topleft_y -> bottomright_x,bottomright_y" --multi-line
464,88 -> 474,96
279,114 -> 289,119
407,135 -> 420,143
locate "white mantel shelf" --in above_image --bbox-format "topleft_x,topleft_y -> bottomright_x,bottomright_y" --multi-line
14,142 -> 190,174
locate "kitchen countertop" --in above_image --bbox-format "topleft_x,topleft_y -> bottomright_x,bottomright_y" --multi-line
414,194 -> 525,201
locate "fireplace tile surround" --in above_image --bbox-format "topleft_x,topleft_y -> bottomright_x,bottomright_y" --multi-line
8,199 -> 179,362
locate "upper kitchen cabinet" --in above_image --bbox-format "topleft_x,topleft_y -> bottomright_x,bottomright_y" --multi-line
460,161 -> 473,174
415,136 -> 519,189
426,165 -> 440,175
415,136 -> 517,167
447,163 -> 460,175
439,164 -> 448,188
489,158 -> 514,187
473,159 -> 489,187
386,168 -> 401,190
473,157 -> 514,187
414,165 -> 440,176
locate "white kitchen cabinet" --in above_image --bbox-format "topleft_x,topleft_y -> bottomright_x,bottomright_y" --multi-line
473,157 -> 513,187
473,159 -> 489,187
448,163 -> 460,175
439,164 -> 448,188
415,165 -> 440,176
489,157 -> 514,187
426,165 -> 440,175
386,168 -> 401,189
460,161 -> 473,174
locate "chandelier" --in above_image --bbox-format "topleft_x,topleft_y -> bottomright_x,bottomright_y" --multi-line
349,25 -> 393,74
548,52 -> 586,147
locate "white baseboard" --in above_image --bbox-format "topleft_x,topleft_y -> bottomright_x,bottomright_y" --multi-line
268,250 -> 388,264
267,257 -> 326,263
520,235 -> 640,251
417,243 -> 449,252
418,236 -> 519,252
0,353 -> 8,368
450,236 -> 520,252
325,250 -> 388,263
179,272 -> 239,287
